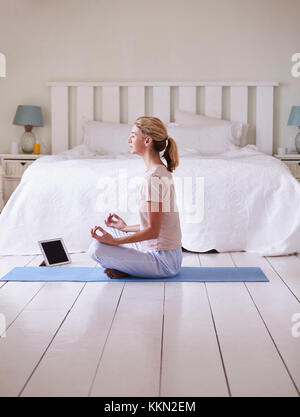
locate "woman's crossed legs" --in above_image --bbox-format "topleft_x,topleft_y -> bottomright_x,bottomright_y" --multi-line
88,227 -> 181,278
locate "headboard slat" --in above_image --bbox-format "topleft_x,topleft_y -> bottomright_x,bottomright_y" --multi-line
128,86 -> 145,124
230,86 -> 248,124
102,86 -> 120,123
51,86 -> 68,154
204,86 -> 222,118
256,86 -> 274,155
76,86 -> 94,146
153,86 -> 171,123
179,86 -> 197,113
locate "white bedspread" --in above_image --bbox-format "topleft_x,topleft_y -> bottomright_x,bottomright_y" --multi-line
0,145 -> 299,256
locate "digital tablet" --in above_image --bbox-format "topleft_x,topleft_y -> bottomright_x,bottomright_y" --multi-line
38,238 -> 71,267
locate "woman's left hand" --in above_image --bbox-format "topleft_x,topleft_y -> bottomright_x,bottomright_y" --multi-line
91,226 -> 118,246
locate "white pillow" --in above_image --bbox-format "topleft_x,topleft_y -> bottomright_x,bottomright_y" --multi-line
167,124 -> 238,156
174,109 -> 249,147
83,120 -> 131,154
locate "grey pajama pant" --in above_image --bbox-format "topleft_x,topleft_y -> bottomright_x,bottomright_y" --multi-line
88,227 -> 182,278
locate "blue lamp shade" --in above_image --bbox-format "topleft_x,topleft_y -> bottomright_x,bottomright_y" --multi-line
13,105 -> 43,127
287,106 -> 300,126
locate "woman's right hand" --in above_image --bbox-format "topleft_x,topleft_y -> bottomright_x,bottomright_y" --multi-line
105,213 -> 127,230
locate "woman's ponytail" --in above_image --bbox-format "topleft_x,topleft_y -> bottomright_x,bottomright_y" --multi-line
162,137 -> 179,172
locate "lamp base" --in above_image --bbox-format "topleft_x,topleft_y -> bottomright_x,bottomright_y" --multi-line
295,128 -> 300,154
21,131 -> 35,154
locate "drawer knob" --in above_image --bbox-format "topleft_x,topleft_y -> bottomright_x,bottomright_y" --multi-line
20,162 -> 26,166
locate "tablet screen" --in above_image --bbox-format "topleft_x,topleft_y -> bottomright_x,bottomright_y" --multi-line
40,240 -> 69,265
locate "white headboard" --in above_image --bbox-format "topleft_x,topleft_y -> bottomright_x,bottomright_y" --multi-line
47,81 -> 279,155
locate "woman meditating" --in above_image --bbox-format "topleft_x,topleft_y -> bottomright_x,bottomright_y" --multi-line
88,116 -> 182,278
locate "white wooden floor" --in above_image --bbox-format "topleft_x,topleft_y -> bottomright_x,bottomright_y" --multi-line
0,250 -> 299,397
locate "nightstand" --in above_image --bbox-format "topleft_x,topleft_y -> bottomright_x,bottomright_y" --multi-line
0,153 -> 49,211
273,153 -> 300,182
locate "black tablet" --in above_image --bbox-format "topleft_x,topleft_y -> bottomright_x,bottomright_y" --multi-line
38,238 -> 71,266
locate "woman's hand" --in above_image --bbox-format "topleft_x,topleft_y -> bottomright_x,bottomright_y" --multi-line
104,213 -> 127,230
91,226 -> 118,246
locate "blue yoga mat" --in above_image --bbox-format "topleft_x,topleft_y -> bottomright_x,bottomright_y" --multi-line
1,266 -> 268,282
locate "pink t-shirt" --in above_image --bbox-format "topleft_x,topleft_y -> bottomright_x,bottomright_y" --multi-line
139,164 -> 182,251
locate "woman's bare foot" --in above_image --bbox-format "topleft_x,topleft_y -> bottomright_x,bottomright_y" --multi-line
104,268 -> 129,278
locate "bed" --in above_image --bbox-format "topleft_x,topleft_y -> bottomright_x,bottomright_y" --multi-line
0,81 -> 300,256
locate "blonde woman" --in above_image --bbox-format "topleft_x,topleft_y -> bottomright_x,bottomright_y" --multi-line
88,116 -> 182,278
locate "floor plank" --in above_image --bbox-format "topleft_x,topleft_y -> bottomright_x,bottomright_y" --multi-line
21,282 -> 124,397
0,255 -> 37,279
181,250 -> 200,267
0,281 -> 84,396
161,251 -> 228,396
0,282 -> 45,336
266,255 -> 300,300
0,309 -> 70,396
162,282 -> 228,396
90,282 -> 164,397
67,252 -> 97,267
198,252 -> 233,267
199,252 -> 298,397
25,282 -> 84,311
0,256 -> 47,336
231,252 -> 300,393
26,256 -> 44,266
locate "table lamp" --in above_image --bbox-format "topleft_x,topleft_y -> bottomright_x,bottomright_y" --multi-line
287,106 -> 300,153
13,105 -> 43,154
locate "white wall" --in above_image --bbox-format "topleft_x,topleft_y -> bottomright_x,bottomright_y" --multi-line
0,0 -> 299,154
